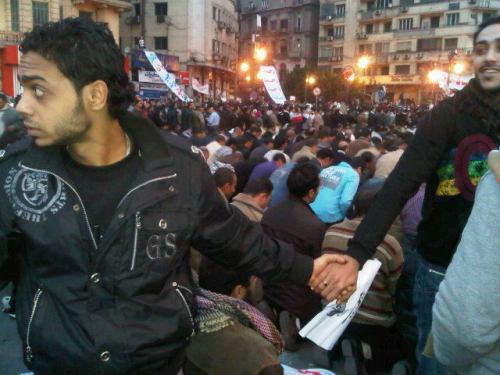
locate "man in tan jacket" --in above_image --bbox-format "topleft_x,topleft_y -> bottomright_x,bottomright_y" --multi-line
231,178 -> 273,222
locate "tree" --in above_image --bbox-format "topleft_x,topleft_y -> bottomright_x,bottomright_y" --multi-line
282,67 -> 365,105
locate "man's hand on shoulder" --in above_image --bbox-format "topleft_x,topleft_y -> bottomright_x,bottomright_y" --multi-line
309,255 -> 359,302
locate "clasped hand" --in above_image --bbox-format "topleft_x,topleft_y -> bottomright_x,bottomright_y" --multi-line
309,254 -> 360,303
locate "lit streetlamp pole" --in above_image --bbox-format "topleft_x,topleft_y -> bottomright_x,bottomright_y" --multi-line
304,75 -> 316,102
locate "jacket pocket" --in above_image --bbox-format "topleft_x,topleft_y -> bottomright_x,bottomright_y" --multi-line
131,210 -> 189,273
25,288 -> 44,363
172,282 -> 195,338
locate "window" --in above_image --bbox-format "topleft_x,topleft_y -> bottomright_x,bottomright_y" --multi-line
320,47 -> 333,58
446,13 -> 459,26
334,25 -> 344,39
367,1 -> 375,11
59,5 -> 63,20
134,3 -> 140,16
155,3 -> 168,16
270,20 -> 277,30
154,37 -> 168,50
296,16 -> 302,32
399,18 -> 413,30
381,65 -> 389,75
417,38 -> 441,51
366,24 -> 374,34
333,46 -> 343,59
396,41 -> 412,52
430,16 -> 440,28
336,4 -> 345,18
321,3 -> 334,18
79,11 -> 92,19
212,6 -> 216,20
10,0 -> 19,31
359,44 -> 373,54
395,65 -> 410,75
384,21 -> 391,32
32,1 -> 48,27
279,43 -> 287,57
212,39 -> 220,54
375,42 -> 390,54
444,38 -> 458,50
376,0 -> 391,9
280,19 -> 288,30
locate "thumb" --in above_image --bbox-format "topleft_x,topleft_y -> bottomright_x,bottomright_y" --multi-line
322,253 -> 347,265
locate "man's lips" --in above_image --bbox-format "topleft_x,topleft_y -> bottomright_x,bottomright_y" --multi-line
479,67 -> 500,73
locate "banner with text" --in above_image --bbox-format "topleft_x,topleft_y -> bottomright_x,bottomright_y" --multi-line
259,66 -> 286,105
192,78 -> 210,95
144,51 -> 191,102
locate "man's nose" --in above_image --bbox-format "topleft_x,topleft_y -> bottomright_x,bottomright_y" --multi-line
15,94 -> 32,117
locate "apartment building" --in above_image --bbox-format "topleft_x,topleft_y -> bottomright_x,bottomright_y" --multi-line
239,0 -> 320,80
0,0 -> 131,96
119,0 -> 239,98
319,0 -> 499,104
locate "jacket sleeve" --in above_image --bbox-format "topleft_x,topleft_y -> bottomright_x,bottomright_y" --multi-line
0,170 -> 16,282
346,101 -> 456,266
432,172 -> 500,371
191,161 -> 313,285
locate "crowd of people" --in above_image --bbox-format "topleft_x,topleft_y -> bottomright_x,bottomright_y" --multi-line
0,15 -> 499,375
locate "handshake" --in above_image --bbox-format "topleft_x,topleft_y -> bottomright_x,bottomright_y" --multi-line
308,253 -> 360,303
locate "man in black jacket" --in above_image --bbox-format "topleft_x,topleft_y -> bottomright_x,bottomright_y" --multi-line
312,16 -> 500,375
0,18 -> 344,375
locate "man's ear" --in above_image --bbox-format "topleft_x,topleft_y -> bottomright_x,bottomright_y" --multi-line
230,285 -> 247,300
83,80 -> 108,112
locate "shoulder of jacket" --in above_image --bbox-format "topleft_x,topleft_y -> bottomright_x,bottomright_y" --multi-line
160,132 -> 205,162
0,137 -> 33,164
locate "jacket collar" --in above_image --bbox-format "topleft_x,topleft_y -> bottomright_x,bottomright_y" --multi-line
232,193 -> 264,213
21,112 -> 174,175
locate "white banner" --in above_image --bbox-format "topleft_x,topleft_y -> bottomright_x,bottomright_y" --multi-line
138,70 -> 164,84
432,72 -> 473,94
144,50 -> 191,102
259,65 -> 286,104
192,78 -> 210,95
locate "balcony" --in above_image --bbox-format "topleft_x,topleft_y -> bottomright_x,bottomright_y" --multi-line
393,27 -> 436,38
359,7 -> 401,21
358,74 -> 422,85
469,0 -> 494,9
72,0 -> 132,11
320,15 -> 345,23
0,31 -> 23,46
318,56 -> 343,63
319,35 -> 344,42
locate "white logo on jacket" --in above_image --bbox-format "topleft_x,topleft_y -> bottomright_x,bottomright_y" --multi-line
4,165 -> 67,222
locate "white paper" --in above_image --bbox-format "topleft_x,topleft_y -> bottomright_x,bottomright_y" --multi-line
282,364 -> 336,375
299,259 -> 382,350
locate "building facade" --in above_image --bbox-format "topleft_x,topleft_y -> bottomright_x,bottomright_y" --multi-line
119,0 -> 239,99
238,0 -> 320,78
318,0 -> 500,104
0,0 -> 131,96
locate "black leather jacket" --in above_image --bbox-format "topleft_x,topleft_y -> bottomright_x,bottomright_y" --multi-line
0,113 -> 313,374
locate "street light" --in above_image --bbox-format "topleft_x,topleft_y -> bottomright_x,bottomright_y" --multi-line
240,62 -> 250,72
357,56 -> 370,70
304,75 -> 316,102
254,47 -> 267,62
452,62 -> 466,75
428,69 -> 443,105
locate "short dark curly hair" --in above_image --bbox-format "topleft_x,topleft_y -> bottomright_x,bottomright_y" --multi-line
20,17 -> 134,118
473,15 -> 500,45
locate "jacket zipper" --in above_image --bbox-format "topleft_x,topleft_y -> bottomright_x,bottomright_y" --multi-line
25,288 -> 43,363
130,211 -> 142,271
20,165 -> 98,250
173,282 -> 195,337
117,174 -> 177,208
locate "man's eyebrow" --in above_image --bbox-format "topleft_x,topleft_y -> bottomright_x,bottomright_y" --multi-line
475,38 -> 500,45
17,74 -> 48,84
